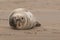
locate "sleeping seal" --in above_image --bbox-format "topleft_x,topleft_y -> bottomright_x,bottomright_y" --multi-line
9,8 -> 41,30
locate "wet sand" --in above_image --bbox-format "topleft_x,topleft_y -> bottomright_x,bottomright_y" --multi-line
0,0 -> 60,40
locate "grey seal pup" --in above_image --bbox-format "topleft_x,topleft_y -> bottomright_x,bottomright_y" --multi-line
9,8 -> 41,30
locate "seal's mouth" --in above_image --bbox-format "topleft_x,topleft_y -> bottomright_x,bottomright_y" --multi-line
16,19 -> 22,29
16,20 -> 20,27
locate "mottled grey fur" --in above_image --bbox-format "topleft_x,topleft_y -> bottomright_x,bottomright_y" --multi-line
9,8 -> 41,30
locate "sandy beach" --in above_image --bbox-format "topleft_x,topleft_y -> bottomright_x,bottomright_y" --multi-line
0,0 -> 60,40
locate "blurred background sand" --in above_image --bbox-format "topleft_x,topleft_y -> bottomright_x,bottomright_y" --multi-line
0,0 -> 60,40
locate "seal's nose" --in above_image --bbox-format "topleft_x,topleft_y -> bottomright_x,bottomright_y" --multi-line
16,19 -> 20,27
16,19 -> 20,21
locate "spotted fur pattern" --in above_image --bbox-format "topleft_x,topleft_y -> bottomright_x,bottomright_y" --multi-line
9,8 -> 41,30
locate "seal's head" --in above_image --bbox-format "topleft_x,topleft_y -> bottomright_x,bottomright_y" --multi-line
9,13 -> 27,30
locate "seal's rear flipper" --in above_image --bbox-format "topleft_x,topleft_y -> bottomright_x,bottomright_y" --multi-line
35,21 -> 41,27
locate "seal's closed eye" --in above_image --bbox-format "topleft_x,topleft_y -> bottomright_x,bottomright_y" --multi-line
22,17 -> 23,20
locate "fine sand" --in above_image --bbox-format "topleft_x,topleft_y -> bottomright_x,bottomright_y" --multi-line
0,0 -> 60,40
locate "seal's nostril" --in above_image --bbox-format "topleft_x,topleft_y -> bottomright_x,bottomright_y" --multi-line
16,19 -> 20,21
